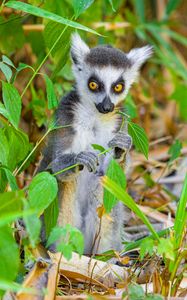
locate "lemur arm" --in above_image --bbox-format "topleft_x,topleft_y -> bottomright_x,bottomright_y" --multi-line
38,128 -> 98,181
108,118 -> 132,165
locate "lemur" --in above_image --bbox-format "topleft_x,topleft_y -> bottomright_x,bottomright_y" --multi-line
38,33 -> 152,255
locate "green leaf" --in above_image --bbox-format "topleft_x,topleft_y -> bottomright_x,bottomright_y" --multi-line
47,224 -> 84,260
72,0 -> 94,18
102,176 -> 159,241
44,74 -> 58,109
2,82 -> 21,128
0,226 -> 19,286
128,284 -> 145,300
104,159 -> 126,213
0,191 -> 23,222
170,84 -> 187,121
0,280 -> 34,295
165,0 -> 182,16
6,1 -> 99,35
0,62 -> 12,82
0,102 -> 10,120
44,21 -> 72,57
0,166 -> 18,191
128,121 -> 149,159
69,227 -> 84,255
174,173 -> 187,249
125,95 -> 138,119
24,203 -> 41,248
0,129 -> 9,165
58,244 -> 73,260
16,62 -> 35,73
44,21 -> 72,76
2,55 -> 15,68
108,0 -> 116,12
0,15 -> 25,55
123,227 -> 172,253
28,172 -> 58,214
168,140 -> 182,164
4,126 -> 30,171
140,238 -> 154,260
133,0 -> 145,22
157,238 -> 175,261
91,144 -> 106,153
44,196 -> 59,239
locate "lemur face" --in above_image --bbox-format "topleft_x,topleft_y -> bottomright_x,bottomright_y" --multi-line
71,33 -> 152,114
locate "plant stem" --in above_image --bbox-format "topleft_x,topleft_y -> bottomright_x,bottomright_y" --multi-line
14,128 -> 51,176
20,21 -> 71,99
170,249 -> 187,284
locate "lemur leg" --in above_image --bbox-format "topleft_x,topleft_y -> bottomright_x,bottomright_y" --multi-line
94,202 -> 124,254
42,151 -> 98,251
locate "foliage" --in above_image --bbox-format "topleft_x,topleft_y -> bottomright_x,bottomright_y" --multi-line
0,0 -> 186,297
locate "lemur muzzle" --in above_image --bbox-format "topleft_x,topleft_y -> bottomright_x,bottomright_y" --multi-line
96,96 -> 114,114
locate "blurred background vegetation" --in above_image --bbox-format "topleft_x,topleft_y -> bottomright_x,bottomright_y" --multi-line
0,0 -> 187,297
1,0 -> 187,148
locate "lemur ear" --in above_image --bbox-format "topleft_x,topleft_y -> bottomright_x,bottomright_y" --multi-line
71,33 -> 90,68
127,45 -> 153,70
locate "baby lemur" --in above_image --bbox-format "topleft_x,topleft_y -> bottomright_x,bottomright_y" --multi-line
39,33 -> 152,255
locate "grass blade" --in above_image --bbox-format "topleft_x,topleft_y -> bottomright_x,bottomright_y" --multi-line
6,1 -> 99,35
101,176 -> 159,240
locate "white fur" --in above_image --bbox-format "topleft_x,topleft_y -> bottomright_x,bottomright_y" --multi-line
71,33 -> 90,69
65,99 -> 119,154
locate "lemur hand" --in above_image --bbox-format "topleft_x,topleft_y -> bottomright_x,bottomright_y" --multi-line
108,132 -> 132,159
76,151 -> 98,173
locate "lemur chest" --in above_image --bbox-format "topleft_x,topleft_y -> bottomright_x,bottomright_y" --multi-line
72,112 -> 118,153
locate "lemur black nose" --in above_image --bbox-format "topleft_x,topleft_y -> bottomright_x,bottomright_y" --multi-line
96,96 -> 114,114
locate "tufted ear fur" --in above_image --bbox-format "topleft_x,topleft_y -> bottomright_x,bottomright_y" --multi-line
127,45 -> 153,70
70,33 -> 90,70
124,45 -> 153,88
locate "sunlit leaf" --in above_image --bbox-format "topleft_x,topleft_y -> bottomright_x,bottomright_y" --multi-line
128,121 -> 149,159
0,62 -> 12,82
2,55 -> 15,68
44,74 -> 58,109
108,0 -> 116,12
2,82 -> 21,128
157,238 -> 175,261
72,0 -> 94,18
0,226 -> 19,292
102,176 -> 159,240
6,1 -> 99,35
140,238 -> 154,260
92,144 -> 106,153
28,172 -> 58,214
168,140 -> 182,164
104,159 -> 126,213
165,0 -> 182,16
47,224 -> 84,260
44,196 -> 59,239
24,201 -> 41,248
0,166 -> 18,190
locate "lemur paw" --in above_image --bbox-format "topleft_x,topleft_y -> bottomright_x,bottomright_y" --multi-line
108,132 -> 132,159
76,151 -> 98,173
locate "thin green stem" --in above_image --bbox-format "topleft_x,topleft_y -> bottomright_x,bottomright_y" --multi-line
52,147 -> 113,177
170,249 -> 187,284
0,0 -> 6,12
20,21 -> 70,99
14,128 -> 51,176
53,163 -> 79,177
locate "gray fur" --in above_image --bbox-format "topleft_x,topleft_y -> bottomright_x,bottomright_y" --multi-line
86,45 -> 132,69
39,33 -> 152,254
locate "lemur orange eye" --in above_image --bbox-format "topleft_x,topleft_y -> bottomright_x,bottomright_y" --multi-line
89,81 -> 98,90
114,83 -> 123,93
